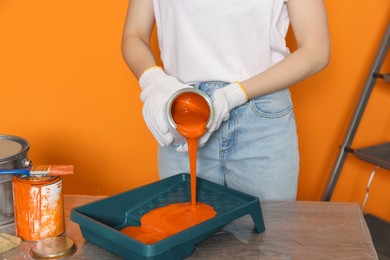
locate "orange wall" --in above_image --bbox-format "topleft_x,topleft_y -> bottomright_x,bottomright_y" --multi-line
1,1 -> 390,220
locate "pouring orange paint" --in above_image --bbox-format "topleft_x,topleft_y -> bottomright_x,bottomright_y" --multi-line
121,89 -> 216,244
171,90 -> 211,210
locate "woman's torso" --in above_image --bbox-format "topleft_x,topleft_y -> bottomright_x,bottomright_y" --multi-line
153,0 -> 290,84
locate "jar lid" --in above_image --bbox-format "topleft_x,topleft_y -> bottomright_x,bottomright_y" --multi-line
30,237 -> 76,259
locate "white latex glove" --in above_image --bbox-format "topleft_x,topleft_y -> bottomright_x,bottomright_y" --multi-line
175,82 -> 248,152
139,66 -> 193,146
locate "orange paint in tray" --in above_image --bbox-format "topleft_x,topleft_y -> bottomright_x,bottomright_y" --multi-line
12,176 -> 65,241
121,90 -> 216,244
121,202 -> 216,244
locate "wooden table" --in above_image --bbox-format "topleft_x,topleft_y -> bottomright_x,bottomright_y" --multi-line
0,195 -> 378,259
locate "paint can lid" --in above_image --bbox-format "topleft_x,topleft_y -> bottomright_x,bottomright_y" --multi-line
30,237 -> 76,259
0,139 -> 22,159
0,135 -> 29,162
15,175 -> 58,182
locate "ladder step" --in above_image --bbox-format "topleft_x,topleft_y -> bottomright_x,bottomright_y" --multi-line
373,72 -> 390,82
353,142 -> 390,170
383,73 -> 390,83
364,214 -> 390,257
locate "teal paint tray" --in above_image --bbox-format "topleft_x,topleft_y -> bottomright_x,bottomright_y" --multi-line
71,173 -> 265,259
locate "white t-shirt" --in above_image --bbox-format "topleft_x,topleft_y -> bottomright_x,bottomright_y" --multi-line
153,0 -> 290,84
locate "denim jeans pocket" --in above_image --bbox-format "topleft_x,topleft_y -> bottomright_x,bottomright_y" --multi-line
250,89 -> 293,118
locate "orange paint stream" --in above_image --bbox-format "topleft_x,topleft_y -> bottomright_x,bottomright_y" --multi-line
172,92 -> 210,209
121,92 -> 216,244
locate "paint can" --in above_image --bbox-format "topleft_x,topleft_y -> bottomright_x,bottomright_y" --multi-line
0,134 -> 31,226
165,88 -> 214,145
12,175 -> 65,241
30,237 -> 77,258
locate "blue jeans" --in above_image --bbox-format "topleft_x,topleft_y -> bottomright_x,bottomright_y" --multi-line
158,82 -> 299,201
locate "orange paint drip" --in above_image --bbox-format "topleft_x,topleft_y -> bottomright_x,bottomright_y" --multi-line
12,176 -> 65,241
121,91 -> 214,244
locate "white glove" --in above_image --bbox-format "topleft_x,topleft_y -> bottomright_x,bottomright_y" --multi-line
139,66 -> 193,146
176,82 -> 248,152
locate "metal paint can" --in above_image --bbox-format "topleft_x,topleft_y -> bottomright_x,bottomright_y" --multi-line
0,134 -> 31,226
12,175 -> 65,241
30,237 -> 77,258
165,88 -> 214,145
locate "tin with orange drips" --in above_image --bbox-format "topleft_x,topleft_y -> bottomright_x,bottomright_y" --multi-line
12,175 -> 65,241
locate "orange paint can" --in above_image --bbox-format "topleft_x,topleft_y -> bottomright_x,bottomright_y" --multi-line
12,175 -> 65,241
165,88 -> 214,144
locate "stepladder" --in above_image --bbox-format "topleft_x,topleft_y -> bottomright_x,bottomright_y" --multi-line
321,20 -> 390,258
322,21 -> 390,204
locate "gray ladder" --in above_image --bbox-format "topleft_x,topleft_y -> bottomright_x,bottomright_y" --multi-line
321,21 -> 390,259
322,21 -> 390,201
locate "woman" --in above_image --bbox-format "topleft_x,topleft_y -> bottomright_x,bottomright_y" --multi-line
122,0 -> 330,201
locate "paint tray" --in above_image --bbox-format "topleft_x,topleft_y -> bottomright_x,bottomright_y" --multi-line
71,173 -> 265,260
